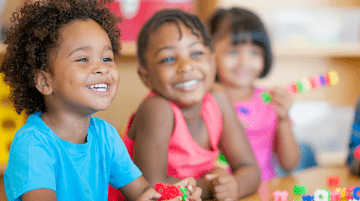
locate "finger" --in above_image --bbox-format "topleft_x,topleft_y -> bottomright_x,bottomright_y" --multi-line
214,191 -> 235,201
187,187 -> 202,201
175,177 -> 196,192
205,174 -> 218,181
167,196 -> 183,201
138,188 -> 162,201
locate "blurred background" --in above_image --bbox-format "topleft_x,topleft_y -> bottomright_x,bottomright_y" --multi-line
0,0 -> 360,173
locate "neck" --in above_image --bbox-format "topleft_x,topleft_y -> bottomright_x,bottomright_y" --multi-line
180,101 -> 203,126
41,110 -> 91,144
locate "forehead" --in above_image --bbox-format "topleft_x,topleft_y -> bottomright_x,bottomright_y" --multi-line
147,21 -> 203,48
58,19 -> 109,45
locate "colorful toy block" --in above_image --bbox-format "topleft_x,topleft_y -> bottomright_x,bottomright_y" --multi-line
261,70 -> 339,103
154,182 -> 186,201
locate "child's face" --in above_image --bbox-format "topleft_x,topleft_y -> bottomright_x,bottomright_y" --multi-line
47,19 -> 120,114
214,35 -> 264,88
141,21 -> 216,106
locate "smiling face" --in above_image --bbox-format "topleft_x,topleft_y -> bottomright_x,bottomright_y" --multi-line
45,19 -> 120,115
140,21 -> 216,107
214,35 -> 265,88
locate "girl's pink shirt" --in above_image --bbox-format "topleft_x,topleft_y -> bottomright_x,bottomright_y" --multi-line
122,92 -> 223,179
233,87 -> 277,181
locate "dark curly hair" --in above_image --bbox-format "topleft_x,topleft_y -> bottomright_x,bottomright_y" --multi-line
137,9 -> 212,68
209,7 -> 272,78
0,0 -> 121,115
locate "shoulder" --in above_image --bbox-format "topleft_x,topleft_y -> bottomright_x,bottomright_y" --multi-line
135,96 -> 174,122
129,95 -> 175,138
209,83 -> 233,112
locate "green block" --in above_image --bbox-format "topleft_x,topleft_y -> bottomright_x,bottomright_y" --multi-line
261,92 -> 272,103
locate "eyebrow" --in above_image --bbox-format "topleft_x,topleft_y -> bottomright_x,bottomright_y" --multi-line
67,46 -> 113,58
154,42 -> 201,56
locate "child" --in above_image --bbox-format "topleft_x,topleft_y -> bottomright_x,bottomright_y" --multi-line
347,97 -> 360,176
208,7 -> 300,181
118,9 -> 261,200
0,0 -> 201,200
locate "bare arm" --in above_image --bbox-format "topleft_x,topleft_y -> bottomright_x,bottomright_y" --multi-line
210,84 -> 261,199
271,86 -> 300,172
130,96 -> 213,199
22,189 -> 57,201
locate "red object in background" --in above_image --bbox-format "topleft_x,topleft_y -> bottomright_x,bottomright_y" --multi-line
109,0 -> 194,42
327,176 -> 340,188
355,146 -> 360,160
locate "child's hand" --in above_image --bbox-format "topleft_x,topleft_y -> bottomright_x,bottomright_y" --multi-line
136,188 -> 162,201
205,174 -> 238,201
174,177 -> 202,201
270,86 -> 293,121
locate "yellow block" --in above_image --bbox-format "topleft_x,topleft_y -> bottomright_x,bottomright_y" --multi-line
0,73 -> 26,163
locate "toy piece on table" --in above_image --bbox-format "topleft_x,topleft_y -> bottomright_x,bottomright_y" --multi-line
154,182 -> 187,201
330,189 -> 341,201
327,176 -> 340,188
355,146 -> 360,160
301,194 -> 314,201
345,186 -> 356,200
313,189 -> 330,201
273,190 -> 288,201
261,70 -> 339,103
293,184 -> 307,195
353,186 -> 360,200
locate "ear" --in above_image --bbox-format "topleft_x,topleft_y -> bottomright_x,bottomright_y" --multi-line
34,70 -> 53,96
137,66 -> 153,89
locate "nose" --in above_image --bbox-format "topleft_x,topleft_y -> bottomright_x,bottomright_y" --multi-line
237,53 -> 252,68
177,59 -> 194,73
92,62 -> 109,75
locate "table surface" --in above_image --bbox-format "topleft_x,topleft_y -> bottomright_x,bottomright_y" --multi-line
0,165 -> 359,201
239,164 -> 360,201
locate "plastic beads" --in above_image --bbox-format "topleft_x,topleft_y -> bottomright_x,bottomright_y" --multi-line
154,182 -> 185,201
313,189 -> 330,201
261,70 -> 339,103
261,92 -> 272,103
273,190 -> 289,201
354,146 -> 360,160
327,176 -> 340,188
293,184 -> 307,195
180,187 -> 188,201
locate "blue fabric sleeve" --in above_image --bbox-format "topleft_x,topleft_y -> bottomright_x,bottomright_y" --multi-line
108,124 -> 142,189
347,99 -> 360,165
5,131 -> 56,200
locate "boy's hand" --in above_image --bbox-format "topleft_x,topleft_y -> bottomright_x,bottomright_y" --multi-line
205,174 -> 238,201
270,86 -> 293,121
174,177 -> 202,201
136,188 -> 161,201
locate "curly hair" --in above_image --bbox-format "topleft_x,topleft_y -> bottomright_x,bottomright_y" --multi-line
137,9 -> 212,68
0,0 -> 121,115
208,7 -> 272,78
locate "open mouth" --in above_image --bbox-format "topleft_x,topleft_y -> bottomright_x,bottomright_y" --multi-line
174,79 -> 200,88
86,83 -> 109,92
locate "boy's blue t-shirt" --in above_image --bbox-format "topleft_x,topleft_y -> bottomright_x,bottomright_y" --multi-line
4,112 -> 142,201
348,98 -> 360,165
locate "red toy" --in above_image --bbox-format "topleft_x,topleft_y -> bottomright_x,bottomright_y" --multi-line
327,176 -> 340,188
155,182 -> 183,201
354,146 -> 360,160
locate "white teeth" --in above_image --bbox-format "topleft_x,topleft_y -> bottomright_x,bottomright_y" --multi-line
175,80 -> 199,87
87,83 -> 109,92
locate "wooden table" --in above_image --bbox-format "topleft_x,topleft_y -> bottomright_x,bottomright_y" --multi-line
0,174 -> 6,201
0,165 -> 359,201
239,164 -> 360,201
